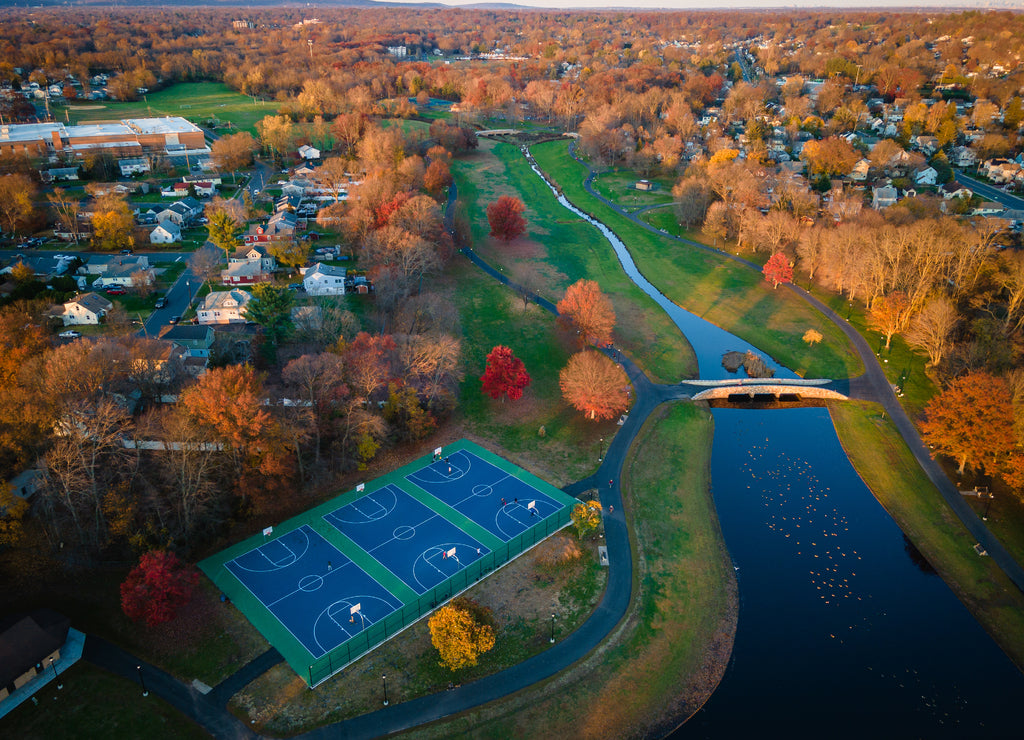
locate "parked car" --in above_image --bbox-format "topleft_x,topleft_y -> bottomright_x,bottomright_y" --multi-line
58,330 -> 81,339
105,287 -> 127,295
168,315 -> 181,325
120,248 -> 133,255
154,297 -> 168,309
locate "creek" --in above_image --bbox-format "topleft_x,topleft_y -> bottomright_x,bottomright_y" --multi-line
526,154 -> 1024,736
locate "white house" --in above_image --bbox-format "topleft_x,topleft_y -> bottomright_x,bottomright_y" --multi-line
303,262 -> 346,295
229,245 -> 277,274
157,202 -> 193,226
298,144 -> 321,160
150,220 -> 181,244
914,167 -> 938,186
59,292 -> 112,325
872,185 -> 898,210
119,158 -> 150,177
849,159 -> 871,182
91,256 -> 154,287
197,289 -> 253,324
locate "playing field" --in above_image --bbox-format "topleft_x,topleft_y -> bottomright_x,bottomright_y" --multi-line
199,440 -> 576,686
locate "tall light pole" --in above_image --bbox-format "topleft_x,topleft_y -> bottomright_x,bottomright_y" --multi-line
382,674 -> 389,706
549,613 -> 556,643
50,657 -> 62,690
136,665 -> 148,697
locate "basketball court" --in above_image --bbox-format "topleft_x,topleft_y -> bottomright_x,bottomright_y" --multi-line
200,440 -> 577,686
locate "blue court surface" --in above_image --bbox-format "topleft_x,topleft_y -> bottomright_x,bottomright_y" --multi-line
225,525 -> 402,659
407,450 -> 563,542
323,485 -> 490,595
200,439 -> 578,686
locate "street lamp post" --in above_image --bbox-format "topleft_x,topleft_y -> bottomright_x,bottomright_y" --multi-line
186,280 -> 193,307
983,493 -> 994,521
549,613 -> 556,643
382,674 -> 389,706
136,665 -> 149,697
50,657 -> 62,690
598,437 -> 604,462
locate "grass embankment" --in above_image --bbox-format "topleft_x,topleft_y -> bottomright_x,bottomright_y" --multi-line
57,82 -> 274,135
229,533 -> 606,735
531,140 -> 861,381
454,139 -> 696,386
831,402 -> 1024,669
402,402 -> 737,739
591,171 -> 675,210
0,663 -> 208,740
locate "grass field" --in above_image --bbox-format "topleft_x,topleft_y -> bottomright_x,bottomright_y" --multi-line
57,82 -> 275,135
531,141 -> 862,381
0,663 -> 208,740
403,402 -> 736,739
831,401 -> 1024,669
453,139 -> 697,386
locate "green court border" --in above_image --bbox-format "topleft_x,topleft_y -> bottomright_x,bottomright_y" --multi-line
199,439 -> 578,686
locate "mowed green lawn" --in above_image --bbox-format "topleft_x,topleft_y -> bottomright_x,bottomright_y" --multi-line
531,140 -> 862,380
57,82 -> 276,135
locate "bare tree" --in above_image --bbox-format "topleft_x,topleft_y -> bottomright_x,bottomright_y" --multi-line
906,296 -> 959,367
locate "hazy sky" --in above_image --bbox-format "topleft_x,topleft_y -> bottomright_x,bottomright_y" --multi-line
385,0 -> 984,7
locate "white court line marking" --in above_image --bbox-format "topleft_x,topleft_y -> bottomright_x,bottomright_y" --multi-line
451,472 -> 513,508
326,487 -> 399,525
230,526 -> 311,573
367,513 -> 437,554
313,594 -> 396,654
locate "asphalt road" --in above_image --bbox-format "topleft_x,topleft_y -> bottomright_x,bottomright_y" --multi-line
954,170 -> 1024,212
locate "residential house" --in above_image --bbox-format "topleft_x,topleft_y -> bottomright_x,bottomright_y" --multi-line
244,211 -> 297,245
298,144 -> 321,160
276,194 -> 302,213
939,183 -> 972,200
118,157 -> 150,176
849,159 -> 871,182
913,135 -> 939,155
303,262 -> 346,295
191,181 -> 216,198
972,202 -> 1005,217
220,260 -> 271,286
872,184 -> 898,210
58,292 -> 112,325
42,167 -> 79,183
230,245 -> 276,274
91,256 -> 153,288
0,609 -> 71,701
914,167 -> 939,186
197,289 -> 253,324
157,197 -> 202,227
150,220 -> 181,244
161,325 -> 215,357
7,468 -> 45,502
950,146 -> 978,168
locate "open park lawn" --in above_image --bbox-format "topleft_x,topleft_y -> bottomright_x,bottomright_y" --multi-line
1,663 -> 207,740
831,402 -> 1024,670
228,532 -> 606,735
58,82 -> 275,135
531,140 -> 862,381
402,402 -> 736,739
453,138 -> 697,385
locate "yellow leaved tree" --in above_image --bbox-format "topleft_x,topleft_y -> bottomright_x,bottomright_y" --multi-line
428,597 -> 495,671
571,499 -> 603,539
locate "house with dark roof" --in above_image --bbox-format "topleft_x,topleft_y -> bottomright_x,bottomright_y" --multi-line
0,609 -> 70,700
57,292 -> 112,325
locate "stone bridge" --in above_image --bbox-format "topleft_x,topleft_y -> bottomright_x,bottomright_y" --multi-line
680,378 -> 848,403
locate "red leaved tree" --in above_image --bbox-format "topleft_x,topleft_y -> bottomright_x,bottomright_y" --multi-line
921,371 -> 1016,476
480,346 -> 531,402
487,196 -> 527,243
559,350 -> 631,421
120,551 -> 198,628
762,252 -> 794,289
557,279 -> 616,347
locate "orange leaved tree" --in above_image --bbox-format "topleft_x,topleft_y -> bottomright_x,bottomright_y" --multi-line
557,279 -> 616,347
428,597 -> 496,671
559,350 -> 631,421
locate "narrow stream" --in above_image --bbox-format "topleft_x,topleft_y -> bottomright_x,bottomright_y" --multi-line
526,151 -> 1024,735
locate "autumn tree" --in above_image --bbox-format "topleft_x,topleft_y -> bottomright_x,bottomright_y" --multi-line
120,550 -> 198,628
672,177 -> 715,229
188,246 -> 224,291
211,132 -> 258,182
283,353 -> 347,464
255,114 -> 294,163
343,332 -> 398,403
571,499 -> 602,539
868,292 -> 912,350
487,195 -> 527,243
762,252 -> 794,289
91,193 -> 135,251
424,159 -> 452,195
905,296 -> 959,367
802,329 -> 823,346
428,597 -> 496,671
0,485 -> 29,547
801,137 -> 859,177
921,372 -> 1016,476
0,173 -> 37,236
559,350 -> 631,421
480,345 -> 531,402
47,188 -> 82,243
206,210 -> 241,264
557,279 -> 616,347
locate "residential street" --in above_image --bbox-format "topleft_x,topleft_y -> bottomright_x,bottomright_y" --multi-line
954,170 -> 1024,212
